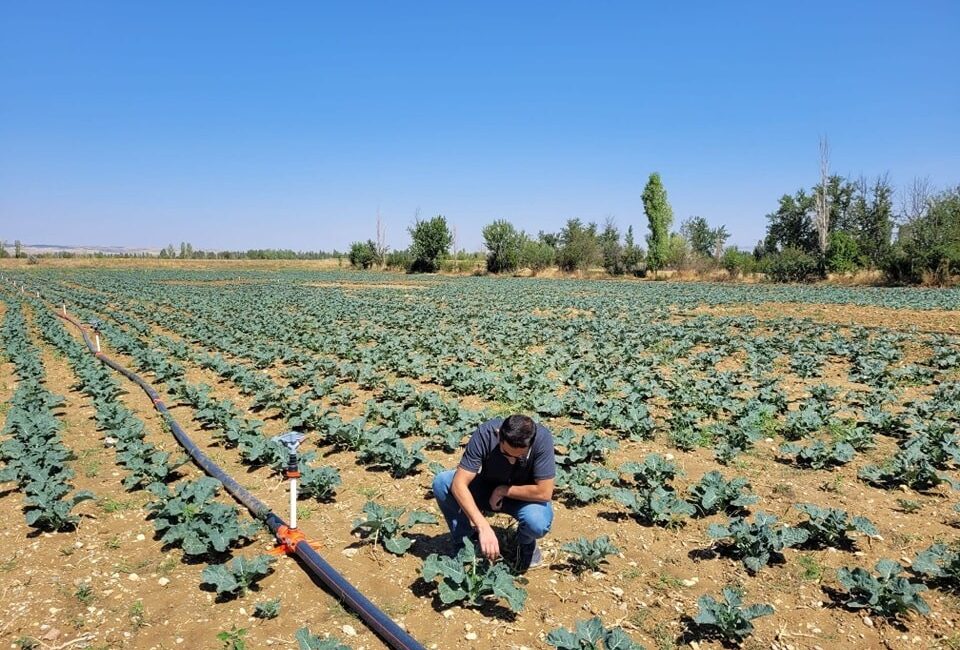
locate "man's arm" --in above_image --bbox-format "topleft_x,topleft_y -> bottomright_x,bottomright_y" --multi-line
450,467 -> 501,561
490,478 -> 554,510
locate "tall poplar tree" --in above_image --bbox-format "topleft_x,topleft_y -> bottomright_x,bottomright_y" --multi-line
642,173 -> 673,272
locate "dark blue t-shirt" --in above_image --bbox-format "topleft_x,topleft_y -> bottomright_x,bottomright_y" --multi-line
458,418 -> 556,486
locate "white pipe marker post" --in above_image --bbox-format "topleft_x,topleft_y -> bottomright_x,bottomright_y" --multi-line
95,334 -> 101,353
290,475 -> 298,529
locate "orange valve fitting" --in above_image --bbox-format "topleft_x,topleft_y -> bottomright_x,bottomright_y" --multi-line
269,525 -> 311,556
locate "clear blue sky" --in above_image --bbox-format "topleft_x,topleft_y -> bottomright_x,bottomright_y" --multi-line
2,2 -> 958,252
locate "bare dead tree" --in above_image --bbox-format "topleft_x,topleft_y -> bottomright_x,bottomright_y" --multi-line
899,176 -> 932,225
375,206 -> 387,266
451,223 -> 459,270
814,135 -> 831,258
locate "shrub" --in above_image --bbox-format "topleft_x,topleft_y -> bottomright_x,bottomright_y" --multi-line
520,239 -> 555,274
722,247 -> 757,276
826,231 -> 863,273
763,247 -> 819,282
385,248 -> 412,272
348,241 -> 377,269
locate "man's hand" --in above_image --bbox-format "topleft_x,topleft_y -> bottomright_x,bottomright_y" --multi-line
489,485 -> 509,511
477,525 -> 500,561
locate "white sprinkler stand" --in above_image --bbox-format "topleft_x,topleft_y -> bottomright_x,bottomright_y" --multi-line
88,319 -> 103,353
272,431 -> 307,529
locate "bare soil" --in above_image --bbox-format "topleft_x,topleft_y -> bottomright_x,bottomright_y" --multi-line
1,296 -> 959,650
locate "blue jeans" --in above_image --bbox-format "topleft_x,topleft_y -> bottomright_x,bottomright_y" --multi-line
432,469 -> 553,546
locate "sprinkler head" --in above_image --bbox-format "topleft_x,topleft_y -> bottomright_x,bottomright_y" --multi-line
272,431 -> 306,454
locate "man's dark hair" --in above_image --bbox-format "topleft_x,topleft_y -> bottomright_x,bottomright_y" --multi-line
499,414 -> 536,448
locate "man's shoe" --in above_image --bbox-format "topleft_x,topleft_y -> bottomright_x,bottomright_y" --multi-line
514,541 -> 544,572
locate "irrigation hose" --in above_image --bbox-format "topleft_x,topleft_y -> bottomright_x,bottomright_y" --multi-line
55,310 -> 426,650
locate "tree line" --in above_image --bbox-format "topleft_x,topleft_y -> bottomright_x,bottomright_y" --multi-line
350,170 -> 960,285
0,240 -> 343,261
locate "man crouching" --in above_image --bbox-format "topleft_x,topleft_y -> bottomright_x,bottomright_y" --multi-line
432,414 -> 555,572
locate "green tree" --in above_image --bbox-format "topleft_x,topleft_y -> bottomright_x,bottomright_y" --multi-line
681,216 -> 714,258
180,242 -> 193,259
819,175 -> 858,233
482,219 -> 524,273
538,231 -> 560,249
557,219 -> 600,272
520,239 -> 555,274
348,241 -> 378,269
622,226 -> 646,276
599,219 -> 624,275
711,225 -> 731,259
14,240 -> 23,258
764,190 -> 817,254
642,173 -> 673,272
854,175 -> 894,267
887,185 -> 960,283
0,239 -> 7,258
722,247 -> 757,276
664,232 -> 689,269
826,231 -> 863,273
408,215 -> 453,272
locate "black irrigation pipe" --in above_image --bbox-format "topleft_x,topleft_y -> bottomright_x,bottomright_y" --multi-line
55,308 -> 426,650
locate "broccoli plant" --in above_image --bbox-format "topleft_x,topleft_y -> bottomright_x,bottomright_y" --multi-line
297,465 -> 341,502
617,454 -> 681,490
201,554 -> 276,599
708,512 -> 809,573
352,501 -> 437,555
686,471 -> 758,517
556,463 -> 617,505
779,441 -> 855,470
911,542 -> 960,590
555,430 -> 619,467
691,587 -> 773,643
357,429 -> 426,478
794,504 -> 878,549
253,598 -> 281,619
782,406 -> 825,441
546,616 -> 645,649
835,559 -> 930,618
147,478 -> 260,556
561,536 -> 620,574
612,486 -> 695,528
421,538 -> 527,612
858,435 -> 959,491
119,448 -> 188,491
24,486 -> 95,531
713,420 -> 762,465
611,454 -> 694,526
294,627 -> 351,650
